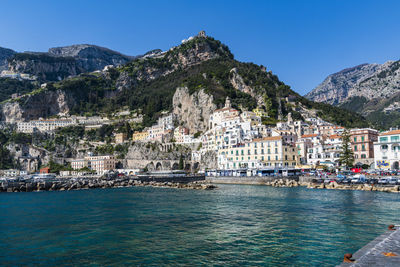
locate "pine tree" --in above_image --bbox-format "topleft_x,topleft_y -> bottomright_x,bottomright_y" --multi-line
178,154 -> 184,170
339,130 -> 354,169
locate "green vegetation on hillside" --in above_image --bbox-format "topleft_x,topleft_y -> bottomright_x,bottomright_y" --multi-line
0,78 -> 36,103
9,36 -> 370,129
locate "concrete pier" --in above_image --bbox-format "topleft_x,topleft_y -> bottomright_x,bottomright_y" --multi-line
338,227 -> 400,266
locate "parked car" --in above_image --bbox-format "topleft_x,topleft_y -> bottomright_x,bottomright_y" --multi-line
367,178 -> 379,185
378,178 -> 389,185
351,174 -> 367,184
341,178 -> 352,184
388,177 -> 399,185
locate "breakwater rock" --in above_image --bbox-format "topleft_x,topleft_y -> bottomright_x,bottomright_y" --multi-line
0,177 -> 217,193
306,182 -> 400,193
207,176 -> 400,193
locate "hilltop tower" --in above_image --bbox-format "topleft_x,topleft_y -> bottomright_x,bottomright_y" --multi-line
198,30 -> 206,38
225,97 -> 231,108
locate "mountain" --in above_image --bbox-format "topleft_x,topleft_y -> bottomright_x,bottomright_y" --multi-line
305,63 -> 380,105
7,44 -> 135,81
0,47 -> 16,71
0,32 -> 369,130
306,60 -> 400,129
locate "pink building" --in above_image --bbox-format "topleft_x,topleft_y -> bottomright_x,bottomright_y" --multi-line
350,128 -> 378,166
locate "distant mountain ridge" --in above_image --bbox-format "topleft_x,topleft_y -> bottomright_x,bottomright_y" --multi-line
305,63 -> 380,105
306,59 -> 400,128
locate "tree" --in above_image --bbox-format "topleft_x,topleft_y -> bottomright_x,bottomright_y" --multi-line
339,130 -> 354,169
178,154 -> 184,170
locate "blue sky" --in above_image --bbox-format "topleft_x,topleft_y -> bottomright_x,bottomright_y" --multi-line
1,0 -> 399,95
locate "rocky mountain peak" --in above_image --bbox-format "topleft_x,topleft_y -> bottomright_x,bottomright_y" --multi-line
305,63 -> 380,105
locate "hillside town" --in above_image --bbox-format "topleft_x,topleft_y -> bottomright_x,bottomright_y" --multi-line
1,96 -> 398,177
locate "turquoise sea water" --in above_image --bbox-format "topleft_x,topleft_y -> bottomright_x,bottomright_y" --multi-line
1,185 -> 400,266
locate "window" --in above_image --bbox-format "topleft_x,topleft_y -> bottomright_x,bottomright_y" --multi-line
275,156 -> 278,160
268,156 -> 270,161
248,150 -> 251,155
261,149 -> 264,154
380,137 -> 388,142
354,137 -> 357,142
254,149 -> 257,155
268,149 -> 270,154
354,146 -> 358,151
236,150 -> 239,155
361,136 -> 365,142
362,145 -> 365,151
275,148 -> 278,153
285,155 -> 288,160
391,136 -> 399,142
241,150 -> 244,155
293,155 -> 295,160
361,154 -> 366,158
261,156 -> 264,161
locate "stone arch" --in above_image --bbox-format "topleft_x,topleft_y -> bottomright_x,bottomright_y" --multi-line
185,163 -> 191,171
156,162 -> 162,171
147,162 -> 155,171
172,163 -> 179,170
162,161 -> 171,170
193,162 -> 200,170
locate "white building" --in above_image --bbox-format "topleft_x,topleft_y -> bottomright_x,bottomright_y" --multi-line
17,118 -> 77,133
373,130 -> 400,170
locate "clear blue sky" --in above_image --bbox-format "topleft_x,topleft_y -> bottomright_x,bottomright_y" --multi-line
1,0 -> 399,95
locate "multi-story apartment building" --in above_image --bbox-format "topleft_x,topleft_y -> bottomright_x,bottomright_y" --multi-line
306,134 -> 342,168
17,118 -> 76,133
350,128 -> 378,166
115,133 -> 128,144
71,155 -> 116,175
157,114 -> 176,130
217,136 -> 297,170
132,131 -> 149,142
373,129 -> 400,170
174,126 -> 189,143
209,97 -> 240,129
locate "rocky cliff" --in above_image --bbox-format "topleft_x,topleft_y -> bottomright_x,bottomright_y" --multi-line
305,63 -> 380,105
0,47 -> 16,71
7,44 -> 134,81
172,87 -> 216,134
1,89 -> 74,122
48,44 -> 134,71
9,53 -> 82,81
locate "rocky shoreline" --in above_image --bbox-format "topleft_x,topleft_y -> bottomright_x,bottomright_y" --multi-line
207,177 -> 400,193
253,179 -> 400,193
0,177 -> 217,193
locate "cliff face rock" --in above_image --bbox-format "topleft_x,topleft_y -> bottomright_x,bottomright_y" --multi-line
229,67 -> 264,106
306,63 -> 380,105
8,44 -> 134,81
172,87 -> 216,134
0,47 -> 16,71
48,44 -> 134,71
1,89 -> 74,122
9,55 -> 82,81
349,60 -> 400,100
172,40 -> 223,68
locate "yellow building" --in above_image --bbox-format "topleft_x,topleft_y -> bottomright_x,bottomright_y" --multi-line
132,131 -> 149,142
253,107 -> 268,118
218,136 -> 297,169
